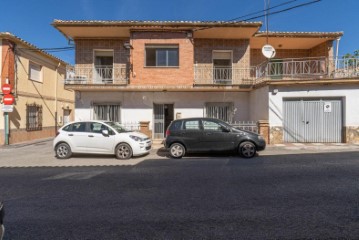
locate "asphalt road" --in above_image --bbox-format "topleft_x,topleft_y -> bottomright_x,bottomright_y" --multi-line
1,150 -> 359,239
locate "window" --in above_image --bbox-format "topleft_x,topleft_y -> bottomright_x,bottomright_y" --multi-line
71,122 -> 87,132
94,50 -> 114,83
93,104 -> 121,122
146,45 -> 179,67
213,51 -> 232,83
89,122 -> 111,134
205,102 -> 234,123
29,62 -> 42,82
26,104 -> 42,131
184,120 -> 200,130
202,120 -> 223,131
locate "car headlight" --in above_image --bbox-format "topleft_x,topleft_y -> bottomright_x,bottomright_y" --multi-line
258,135 -> 264,140
129,135 -> 144,142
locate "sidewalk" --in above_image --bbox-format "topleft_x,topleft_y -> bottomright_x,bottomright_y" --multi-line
0,138 -> 358,168
2,137 -> 359,151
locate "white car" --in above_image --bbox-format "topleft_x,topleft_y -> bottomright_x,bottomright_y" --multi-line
53,121 -> 152,160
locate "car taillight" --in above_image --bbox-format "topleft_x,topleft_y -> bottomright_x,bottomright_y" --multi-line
56,131 -> 60,137
165,129 -> 170,137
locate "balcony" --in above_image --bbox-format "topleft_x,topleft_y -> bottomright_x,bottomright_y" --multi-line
194,57 -> 359,87
255,57 -> 359,83
65,65 -> 128,85
194,66 -> 256,85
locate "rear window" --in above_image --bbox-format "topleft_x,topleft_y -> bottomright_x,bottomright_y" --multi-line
169,121 -> 182,131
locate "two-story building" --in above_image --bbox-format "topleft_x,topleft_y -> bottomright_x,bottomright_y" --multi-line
53,20 -> 359,144
0,32 -> 74,145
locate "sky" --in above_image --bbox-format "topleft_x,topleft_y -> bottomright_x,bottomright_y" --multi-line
0,0 -> 357,64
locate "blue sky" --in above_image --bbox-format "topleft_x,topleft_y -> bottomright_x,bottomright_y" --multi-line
0,0 -> 357,64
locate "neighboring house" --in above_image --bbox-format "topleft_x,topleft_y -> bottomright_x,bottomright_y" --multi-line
52,20 -> 359,144
0,32 -> 74,145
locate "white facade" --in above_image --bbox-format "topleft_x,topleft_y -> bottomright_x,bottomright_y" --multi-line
268,84 -> 359,127
75,91 -> 251,128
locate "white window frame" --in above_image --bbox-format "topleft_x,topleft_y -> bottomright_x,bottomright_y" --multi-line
28,61 -> 43,82
93,49 -> 114,67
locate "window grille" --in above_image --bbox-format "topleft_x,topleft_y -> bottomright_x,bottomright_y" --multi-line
205,102 -> 234,123
26,103 -> 42,131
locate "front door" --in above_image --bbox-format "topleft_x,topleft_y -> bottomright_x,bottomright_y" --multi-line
153,104 -> 174,139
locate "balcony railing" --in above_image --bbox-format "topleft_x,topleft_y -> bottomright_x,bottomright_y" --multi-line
194,66 -> 256,85
255,57 -> 328,80
65,65 -> 128,84
255,57 -> 359,82
329,58 -> 359,78
65,57 -> 358,87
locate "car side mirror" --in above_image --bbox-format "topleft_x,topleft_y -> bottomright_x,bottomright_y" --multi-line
102,129 -> 109,136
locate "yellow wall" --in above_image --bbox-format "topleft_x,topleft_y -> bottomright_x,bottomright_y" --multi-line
0,41 -> 75,144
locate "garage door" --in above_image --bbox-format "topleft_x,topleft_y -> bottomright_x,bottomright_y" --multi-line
283,99 -> 343,143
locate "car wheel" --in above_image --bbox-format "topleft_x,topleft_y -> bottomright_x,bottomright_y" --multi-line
115,143 -> 133,160
55,143 -> 72,159
239,141 -> 256,158
169,143 -> 185,158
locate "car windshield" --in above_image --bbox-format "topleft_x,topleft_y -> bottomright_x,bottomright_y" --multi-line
104,122 -> 129,133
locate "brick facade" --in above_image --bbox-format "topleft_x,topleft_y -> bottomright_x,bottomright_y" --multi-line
76,39 -> 128,66
8,126 -> 56,144
194,39 -> 250,68
130,31 -> 194,86
250,41 -> 334,67
1,39 -> 15,87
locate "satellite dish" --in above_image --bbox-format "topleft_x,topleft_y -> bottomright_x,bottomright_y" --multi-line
262,44 -> 276,59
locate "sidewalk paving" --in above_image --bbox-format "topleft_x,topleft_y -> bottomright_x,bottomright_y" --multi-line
2,137 -> 359,151
0,138 -> 358,168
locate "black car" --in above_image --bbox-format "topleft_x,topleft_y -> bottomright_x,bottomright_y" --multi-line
164,118 -> 266,158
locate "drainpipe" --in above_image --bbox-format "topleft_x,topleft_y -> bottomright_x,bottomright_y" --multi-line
55,62 -> 61,134
335,37 -> 341,70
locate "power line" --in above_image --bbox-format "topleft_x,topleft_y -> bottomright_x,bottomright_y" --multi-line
227,0 -> 298,22
17,47 -> 74,52
194,0 -> 321,32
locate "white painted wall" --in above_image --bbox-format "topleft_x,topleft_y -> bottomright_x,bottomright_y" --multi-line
269,85 -> 359,126
249,86 -> 269,121
75,91 -> 251,129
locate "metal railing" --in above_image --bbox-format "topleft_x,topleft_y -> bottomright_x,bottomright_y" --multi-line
255,57 -> 327,81
64,57 -> 358,86
194,66 -> 256,85
119,121 -> 140,131
329,58 -> 359,78
65,65 -> 128,84
230,121 -> 258,134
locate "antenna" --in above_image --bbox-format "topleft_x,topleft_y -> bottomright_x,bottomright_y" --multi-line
262,0 -> 276,59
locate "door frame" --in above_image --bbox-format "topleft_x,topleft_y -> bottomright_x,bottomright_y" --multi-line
153,103 -> 174,139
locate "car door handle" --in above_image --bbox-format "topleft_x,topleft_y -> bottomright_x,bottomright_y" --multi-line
205,132 -> 212,135
88,135 -> 94,137
68,134 -> 73,136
